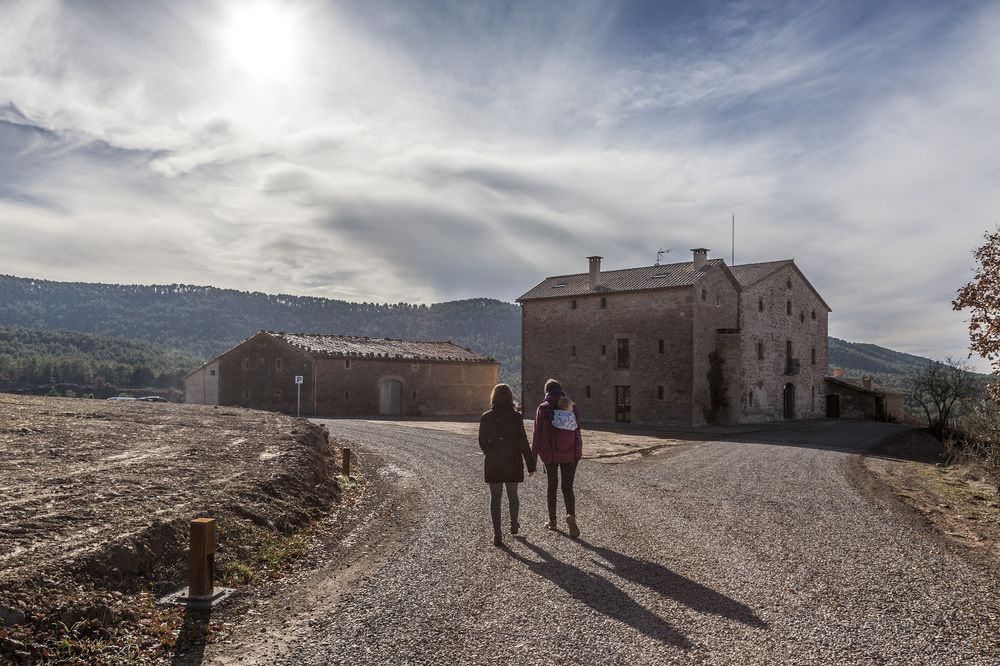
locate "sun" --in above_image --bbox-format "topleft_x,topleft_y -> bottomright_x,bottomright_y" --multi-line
222,1 -> 299,80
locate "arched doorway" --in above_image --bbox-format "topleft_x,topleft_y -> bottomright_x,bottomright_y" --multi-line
379,378 -> 403,415
783,383 -> 795,420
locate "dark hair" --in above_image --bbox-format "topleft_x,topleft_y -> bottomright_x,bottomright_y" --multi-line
490,383 -> 514,406
544,378 -> 562,393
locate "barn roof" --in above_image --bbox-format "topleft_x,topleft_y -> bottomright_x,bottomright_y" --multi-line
517,259 -> 730,301
267,332 -> 498,363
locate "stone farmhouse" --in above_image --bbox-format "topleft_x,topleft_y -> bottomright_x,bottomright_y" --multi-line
517,250 -> 831,426
825,370 -> 906,422
184,331 -> 499,416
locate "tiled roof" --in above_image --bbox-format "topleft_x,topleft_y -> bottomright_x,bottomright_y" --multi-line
267,332 -> 497,363
517,259 -> 727,301
825,376 -> 907,397
730,260 -> 793,288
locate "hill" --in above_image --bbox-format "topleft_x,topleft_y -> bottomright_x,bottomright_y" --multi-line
0,275 -> 522,392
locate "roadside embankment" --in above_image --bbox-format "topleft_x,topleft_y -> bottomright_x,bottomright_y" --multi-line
0,393 -> 346,664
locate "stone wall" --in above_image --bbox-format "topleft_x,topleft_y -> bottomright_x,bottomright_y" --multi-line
213,332 -> 497,416
183,359 -> 220,405
738,265 -> 829,422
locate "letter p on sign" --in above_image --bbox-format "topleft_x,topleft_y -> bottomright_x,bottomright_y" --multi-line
295,375 -> 304,384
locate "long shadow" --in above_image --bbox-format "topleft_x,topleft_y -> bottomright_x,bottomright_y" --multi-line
506,539 -> 693,649
170,605 -> 212,665
576,539 -> 768,629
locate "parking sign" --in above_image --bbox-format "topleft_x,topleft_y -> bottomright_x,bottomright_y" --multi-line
295,375 -> 304,384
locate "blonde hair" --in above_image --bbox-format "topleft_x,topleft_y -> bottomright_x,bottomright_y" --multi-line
557,395 -> 574,411
490,383 -> 514,406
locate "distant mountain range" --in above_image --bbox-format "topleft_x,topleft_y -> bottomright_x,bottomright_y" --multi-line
0,274 -> 988,395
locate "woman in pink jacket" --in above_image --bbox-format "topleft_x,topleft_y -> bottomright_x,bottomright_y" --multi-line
531,378 -> 583,537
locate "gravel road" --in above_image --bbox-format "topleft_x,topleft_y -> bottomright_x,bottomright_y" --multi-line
205,419 -> 1000,665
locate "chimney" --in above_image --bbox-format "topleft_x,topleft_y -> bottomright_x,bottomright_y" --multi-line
833,367 -> 844,379
588,256 -> 603,289
862,376 -> 873,391
691,248 -> 709,270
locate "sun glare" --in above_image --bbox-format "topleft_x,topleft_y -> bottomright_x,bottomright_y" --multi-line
223,2 -> 298,79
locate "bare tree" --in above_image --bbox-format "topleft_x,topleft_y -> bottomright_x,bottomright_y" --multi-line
909,357 -> 977,438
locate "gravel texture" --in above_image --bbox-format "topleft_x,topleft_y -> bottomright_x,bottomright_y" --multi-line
205,419 -> 1000,666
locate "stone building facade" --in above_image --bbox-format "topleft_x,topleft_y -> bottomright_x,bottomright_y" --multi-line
517,250 -> 830,426
824,374 -> 905,422
184,332 -> 499,417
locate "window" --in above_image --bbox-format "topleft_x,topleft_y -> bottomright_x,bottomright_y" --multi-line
657,385 -> 664,400
787,278 -> 792,289
571,345 -> 576,357
601,344 -> 607,356
757,342 -> 764,360
716,294 -> 721,306
274,389 -> 282,398
600,297 -> 607,309
570,299 -> 577,310
786,300 -> 792,315
812,310 -> 817,321
276,358 -> 281,369
811,348 -> 816,365
748,390 -> 754,407
344,390 -> 349,400
412,391 -> 417,399
243,390 -> 249,399
616,339 -> 630,369
701,289 -> 707,301
345,358 -> 351,369
209,369 -> 216,376
615,386 -> 631,423
786,340 -> 793,358
758,299 -> 764,312
586,385 -> 592,398
800,312 -> 805,323
244,359 -> 251,369
658,339 -> 665,353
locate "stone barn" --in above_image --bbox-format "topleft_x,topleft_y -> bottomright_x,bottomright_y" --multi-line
824,374 -> 906,422
183,331 -> 499,417
517,250 -> 830,426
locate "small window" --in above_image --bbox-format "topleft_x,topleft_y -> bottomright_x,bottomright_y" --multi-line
244,359 -> 251,369
571,345 -> 576,357
786,300 -> 792,315
701,289 -> 707,301
276,358 -> 281,369
758,299 -> 764,312
657,385 -> 664,400
344,390 -> 349,400
811,348 -> 816,365
586,385 -> 592,399
787,279 -> 792,289
786,340 -> 793,358
600,297 -> 607,309
345,358 -> 351,369
601,344 -> 607,356
412,391 -> 417,399
748,390 -> 754,407
551,282 -> 567,289
757,342 -> 764,360
616,339 -> 630,369
243,390 -> 249,399
800,312 -> 805,323
812,310 -> 817,321
570,299 -> 577,310
209,369 -> 216,376
274,389 -> 282,398
658,339 -> 664,353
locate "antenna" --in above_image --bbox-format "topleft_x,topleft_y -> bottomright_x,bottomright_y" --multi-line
731,212 -> 735,265
655,248 -> 670,266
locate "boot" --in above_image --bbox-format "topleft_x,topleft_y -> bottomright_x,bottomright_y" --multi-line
493,533 -> 503,547
543,518 -> 557,530
566,514 -> 580,538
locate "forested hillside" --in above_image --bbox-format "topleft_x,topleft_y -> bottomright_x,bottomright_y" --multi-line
0,325 -> 202,388
0,275 -> 522,391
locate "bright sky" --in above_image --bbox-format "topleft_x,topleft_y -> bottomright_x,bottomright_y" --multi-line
1,0 -> 997,366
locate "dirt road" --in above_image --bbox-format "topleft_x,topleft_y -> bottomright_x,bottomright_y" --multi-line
203,419 -> 1000,665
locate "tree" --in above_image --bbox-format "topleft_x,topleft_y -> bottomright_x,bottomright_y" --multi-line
954,229 -> 1000,403
909,357 -> 976,438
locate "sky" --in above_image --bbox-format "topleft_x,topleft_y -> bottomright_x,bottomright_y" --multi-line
0,0 -> 998,366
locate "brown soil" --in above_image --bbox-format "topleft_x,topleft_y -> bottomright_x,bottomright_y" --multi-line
0,393 -> 344,664
863,429 -> 1000,566
363,418 -> 689,462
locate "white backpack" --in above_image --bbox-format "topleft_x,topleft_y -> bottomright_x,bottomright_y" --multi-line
552,408 -> 578,431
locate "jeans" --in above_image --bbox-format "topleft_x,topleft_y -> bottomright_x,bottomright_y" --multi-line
489,482 -> 519,535
545,462 -> 578,520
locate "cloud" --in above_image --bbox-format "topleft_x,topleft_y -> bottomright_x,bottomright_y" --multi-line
0,0 -> 997,367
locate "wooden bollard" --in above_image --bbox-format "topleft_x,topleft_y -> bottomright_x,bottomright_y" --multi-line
188,518 -> 216,598
342,447 -> 351,478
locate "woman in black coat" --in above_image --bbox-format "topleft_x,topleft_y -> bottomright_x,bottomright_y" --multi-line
479,383 -> 536,547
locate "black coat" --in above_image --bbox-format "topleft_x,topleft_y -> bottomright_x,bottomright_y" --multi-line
478,404 -> 536,483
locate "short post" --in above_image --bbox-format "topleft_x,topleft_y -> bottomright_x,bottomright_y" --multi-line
342,447 -> 351,478
188,518 -> 216,599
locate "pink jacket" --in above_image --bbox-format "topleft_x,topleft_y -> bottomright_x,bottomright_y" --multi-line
531,392 -> 583,465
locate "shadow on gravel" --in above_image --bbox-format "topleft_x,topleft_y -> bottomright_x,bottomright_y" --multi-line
506,539 -> 693,649
170,606 -> 212,665
577,540 -> 768,629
